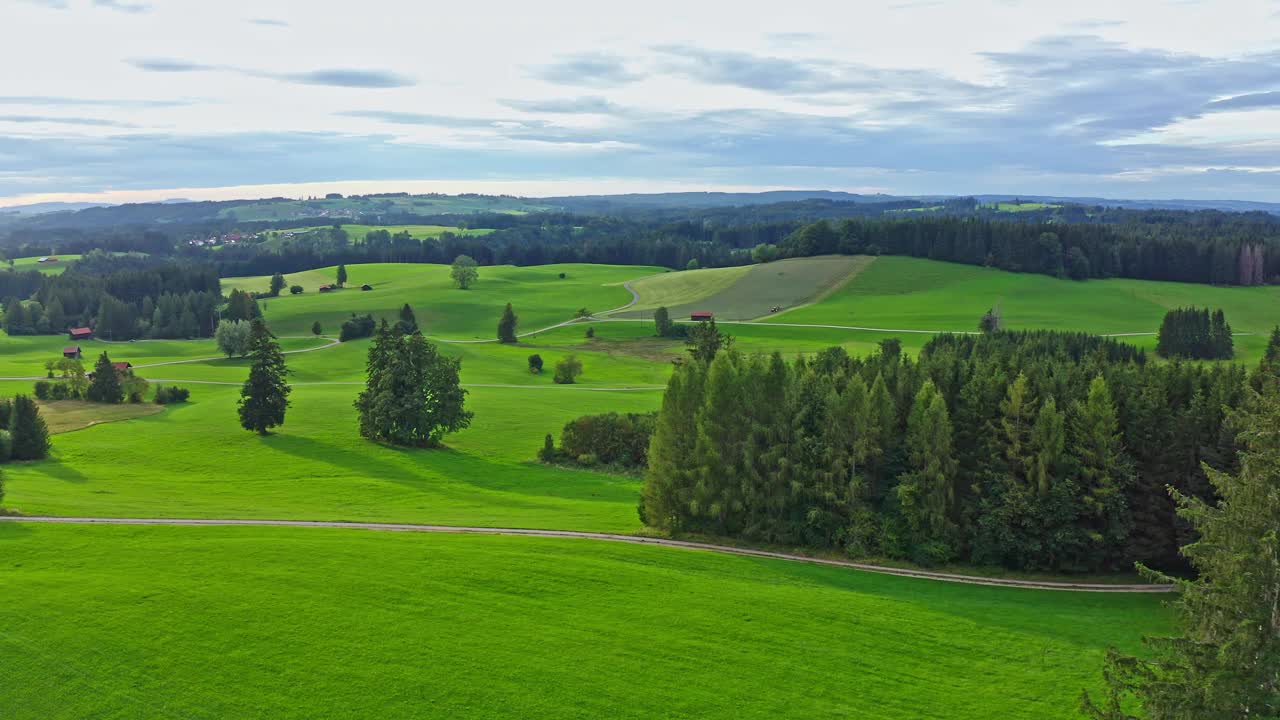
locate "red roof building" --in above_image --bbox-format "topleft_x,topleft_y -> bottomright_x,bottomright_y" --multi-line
69,327 -> 93,340
690,311 -> 714,321
62,346 -> 81,359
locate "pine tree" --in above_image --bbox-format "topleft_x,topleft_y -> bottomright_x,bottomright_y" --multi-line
497,303 -> 518,343
1072,376 -> 1132,562
8,395 -> 50,460
1082,391 -> 1280,719
336,264 -> 348,288
1252,326 -> 1280,394
398,303 -> 418,335
237,319 -> 291,434
86,352 -> 124,404
896,381 -> 957,556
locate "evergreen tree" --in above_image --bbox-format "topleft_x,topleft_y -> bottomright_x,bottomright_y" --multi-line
896,381 -> 957,559
237,319 -> 291,434
1072,376 -> 1132,563
1253,326 -> 1280,394
654,306 -> 673,337
9,395 -> 50,461
686,319 -> 732,364
336,264 -> 348,288
311,321 -> 323,337
1030,397 -> 1066,497
86,352 -> 124,404
397,303 -> 418,335
497,303 -> 518,343
642,360 -> 706,530
1082,392 -> 1280,720
45,296 -> 66,333
269,272 -> 286,297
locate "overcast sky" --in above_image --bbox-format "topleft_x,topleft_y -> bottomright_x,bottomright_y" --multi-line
4,0 -> 1280,206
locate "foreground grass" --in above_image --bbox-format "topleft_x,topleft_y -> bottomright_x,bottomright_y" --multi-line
0,523 -> 1171,720
1,382 -> 656,531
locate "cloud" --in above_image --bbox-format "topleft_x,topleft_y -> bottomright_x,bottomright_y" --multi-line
532,53 -> 642,88
501,96 -> 619,114
0,115 -> 132,127
128,58 -> 415,88
0,96 -> 194,108
337,111 -> 510,128
129,58 -> 217,73
1206,91 -> 1280,112
248,18 -> 290,27
19,0 -> 68,7
94,0 -> 152,13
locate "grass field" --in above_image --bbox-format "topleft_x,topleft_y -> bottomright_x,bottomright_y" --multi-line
4,254 -> 82,274
0,522 -> 1170,720
35,399 -> 164,434
220,195 -> 552,222
224,263 -> 654,338
281,223 -> 495,240
619,255 -> 872,321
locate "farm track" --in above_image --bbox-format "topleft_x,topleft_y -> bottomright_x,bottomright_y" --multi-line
0,515 -> 1174,593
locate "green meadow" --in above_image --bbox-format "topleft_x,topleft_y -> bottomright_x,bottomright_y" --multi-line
281,223 -> 495,240
4,254 -> 81,274
0,522 -> 1170,720
5,252 -> 1258,718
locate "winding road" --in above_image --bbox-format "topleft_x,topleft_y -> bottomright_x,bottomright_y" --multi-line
0,515 -> 1173,593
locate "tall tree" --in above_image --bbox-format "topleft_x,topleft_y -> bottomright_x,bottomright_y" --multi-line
686,319 -> 732,364
1072,376 -> 1132,563
653,306 -> 674,337
85,352 -> 124,404
497,303 -> 518,343
269,272 -> 286,297
1082,391 -> 1280,719
354,328 -> 472,446
8,395 -> 50,461
451,255 -> 478,289
896,381 -> 957,557
336,264 -> 348,288
397,303 -> 418,335
237,319 -> 291,434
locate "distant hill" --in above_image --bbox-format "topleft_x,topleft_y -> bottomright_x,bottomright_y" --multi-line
0,201 -> 114,216
544,190 -> 904,211
969,194 -> 1280,214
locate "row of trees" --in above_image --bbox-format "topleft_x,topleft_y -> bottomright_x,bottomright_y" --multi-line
1155,307 -> 1234,360
642,329 -> 1263,572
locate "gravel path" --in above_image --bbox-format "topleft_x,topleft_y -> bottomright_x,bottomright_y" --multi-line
0,515 -> 1175,593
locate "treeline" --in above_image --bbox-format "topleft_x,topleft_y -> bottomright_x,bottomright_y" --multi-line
641,330 -> 1261,573
1,252 -> 222,340
777,217 -> 1279,286
1157,307 -> 1234,360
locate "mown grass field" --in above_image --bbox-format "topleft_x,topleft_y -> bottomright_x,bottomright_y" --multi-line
281,223 -> 495,240
0,522 -> 1170,720
35,399 -> 164,434
620,255 -> 871,321
4,254 -> 82,274
223,263 -> 653,338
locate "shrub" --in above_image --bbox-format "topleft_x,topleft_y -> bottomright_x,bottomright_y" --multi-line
339,314 -> 377,342
123,376 -> 149,404
574,308 -> 591,318
290,285 -> 304,295
585,326 -> 595,339
538,433 -> 558,462
33,381 -> 52,400
49,383 -> 71,400
558,272 -> 566,279
554,412 -> 657,469
154,385 -> 191,404
527,354 -> 544,374
553,355 -> 583,384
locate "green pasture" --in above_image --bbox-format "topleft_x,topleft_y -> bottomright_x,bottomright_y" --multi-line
220,195 -> 552,222
223,262 -> 654,338
772,256 -> 1279,363
0,335 -> 330,379
620,255 -> 870,321
281,223 -> 494,240
4,254 -> 82,274
991,202 -> 1060,212
0,522 -> 1169,720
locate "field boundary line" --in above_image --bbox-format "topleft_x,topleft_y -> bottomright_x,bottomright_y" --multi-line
0,516 -> 1175,593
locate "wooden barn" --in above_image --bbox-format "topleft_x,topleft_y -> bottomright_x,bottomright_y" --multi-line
62,345 -> 81,359
69,327 -> 93,340
690,311 -> 714,321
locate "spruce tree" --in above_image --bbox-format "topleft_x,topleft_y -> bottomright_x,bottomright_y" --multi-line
398,303 -> 418,335
336,264 -> 348,288
896,381 -> 956,556
9,395 -> 50,460
1082,391 -> 1280,720
686,319 -> 731,364
1251,325 -> 1280,394
237,319 -> 291,434
497,303 -> 518,343
642,360 -> 707,530
1029,397 -> 1066,497
1072,376 -> 1131,562
86,352 -> 124,404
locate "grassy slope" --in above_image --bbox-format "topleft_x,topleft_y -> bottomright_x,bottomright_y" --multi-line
0,381 -> 655,531
4,254 -> 82,275
621,255 -> 871,321
280,223 -> 495,239
0,523 -> 1171,720
0,336 -> 330,378
223,263 -> 656,338
771,256 -> 1279,362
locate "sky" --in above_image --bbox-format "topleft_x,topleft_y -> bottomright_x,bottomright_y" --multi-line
4,0 -> 1280,207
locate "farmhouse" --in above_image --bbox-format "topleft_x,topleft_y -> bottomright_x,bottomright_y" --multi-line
690,311 -> 714,321
69,327 -> 93,340
87,361 -> 132,379
318,285 -> 334,293
63,345 -> 82,359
